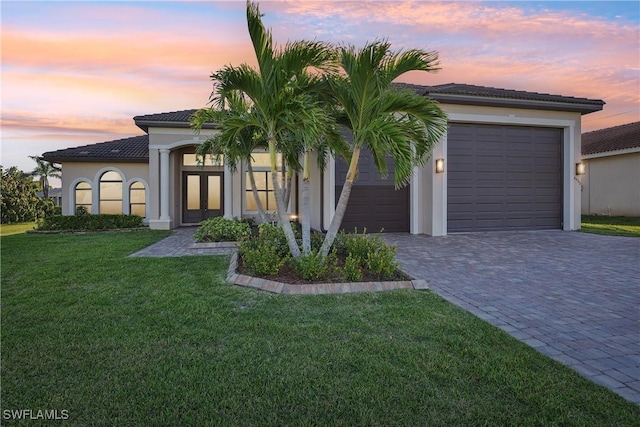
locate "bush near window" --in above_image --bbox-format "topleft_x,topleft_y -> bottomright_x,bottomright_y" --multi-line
37,214 -> 144,231
238,226 -> 402,283
194,217 -> 251,242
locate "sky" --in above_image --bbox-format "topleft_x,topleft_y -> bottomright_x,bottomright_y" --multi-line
1,0 -> 639,181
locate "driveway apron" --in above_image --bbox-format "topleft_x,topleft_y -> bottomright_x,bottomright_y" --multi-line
383,231 -> 640,404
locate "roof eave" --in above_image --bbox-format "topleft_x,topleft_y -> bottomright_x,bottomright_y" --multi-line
42,156 -> 149,164
134,120 -> 218,133
582,146 -> 640,159
427,93 -> 604,114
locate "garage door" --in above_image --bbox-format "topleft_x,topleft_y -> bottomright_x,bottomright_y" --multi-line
335,148 -> 409,232
448,124 -> 562,232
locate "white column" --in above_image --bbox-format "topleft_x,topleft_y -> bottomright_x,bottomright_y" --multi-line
159,149 -> 170,221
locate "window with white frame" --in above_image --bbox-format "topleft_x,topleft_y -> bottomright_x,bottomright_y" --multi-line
245,152 -> 282,212
99,171 -> 123,214
129,181 -> 146,218
75,181 -> 92,214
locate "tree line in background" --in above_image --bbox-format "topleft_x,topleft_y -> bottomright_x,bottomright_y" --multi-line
1,158 -> 61,224
192,1 -> 448,263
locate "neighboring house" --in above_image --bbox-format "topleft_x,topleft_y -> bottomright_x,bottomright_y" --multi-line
580,121 -> 640,217
42,83 -> 604,235
36,188 -> 63,207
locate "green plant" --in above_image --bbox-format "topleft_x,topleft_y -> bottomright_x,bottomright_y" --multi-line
240,243 -> 288,276
257,222 -> 290,256
37,214 -> 143,231
342,254 -> 363,282
75,206 -> 89,216
194,217 -> 251,242
365,245 -> 398,277
293,251 -> 329,281
343,230 -> 398,278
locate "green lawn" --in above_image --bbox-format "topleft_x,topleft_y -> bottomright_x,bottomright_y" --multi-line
2,232 -> 638,425
0,222 -> 36,236
581,215 -> 640,237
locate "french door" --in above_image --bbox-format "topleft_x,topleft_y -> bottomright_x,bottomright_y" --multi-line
182,172 -> 223,224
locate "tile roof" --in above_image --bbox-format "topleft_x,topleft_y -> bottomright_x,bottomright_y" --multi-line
134,108 -> 217,132
582,121 -> 640,155
42,135 -> 149,163
133,109 -> 198,123
393,82 -> 604,112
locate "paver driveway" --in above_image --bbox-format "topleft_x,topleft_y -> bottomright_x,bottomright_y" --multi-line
383,231 -> 640,404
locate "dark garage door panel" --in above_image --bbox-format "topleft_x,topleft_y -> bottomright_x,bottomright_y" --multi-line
335,148 -> 409,233
448,124 -> 562,232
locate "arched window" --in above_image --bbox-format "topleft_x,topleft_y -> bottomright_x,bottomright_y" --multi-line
75,182 -> 92,214
129,182 -> 146,218
99,171 -> 123,214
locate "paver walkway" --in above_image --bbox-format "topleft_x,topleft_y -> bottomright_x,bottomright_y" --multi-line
129,227 -> 236,257
383,230 -> 640,404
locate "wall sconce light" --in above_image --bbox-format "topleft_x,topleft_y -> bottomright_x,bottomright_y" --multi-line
576,162 -> 586,176
435,158 -> 445,174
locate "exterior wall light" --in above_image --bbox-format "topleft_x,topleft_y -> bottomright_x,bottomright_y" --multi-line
435,158 -> 445,174
576,162 -> 586,176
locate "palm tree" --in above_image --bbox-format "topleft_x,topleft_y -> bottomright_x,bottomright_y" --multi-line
319,41 -> 448,257
208,0 -> 337,258
191,95 -> 272,224
29,156 -> 61,199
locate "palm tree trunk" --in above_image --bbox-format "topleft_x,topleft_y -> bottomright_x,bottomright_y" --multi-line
42,177 -> 49,199
301,151 -> 311,255
269,137 -> 301,258
284,168 -> 293,210
247,162 -> 269,223
320,147 -> 361,258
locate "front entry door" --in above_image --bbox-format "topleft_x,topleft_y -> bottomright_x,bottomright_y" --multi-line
183,172 -> 224,224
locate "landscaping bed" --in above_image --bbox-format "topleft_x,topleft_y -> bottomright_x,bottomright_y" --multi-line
196,217 -> 409,285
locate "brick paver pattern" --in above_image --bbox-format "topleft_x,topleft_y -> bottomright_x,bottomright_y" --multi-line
383,230 -> 640,404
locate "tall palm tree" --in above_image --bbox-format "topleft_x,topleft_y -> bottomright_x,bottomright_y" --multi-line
29,156 -> 61,199
191,95 -> 272,224
208,0 -> 337,258
319,41 -> 448,257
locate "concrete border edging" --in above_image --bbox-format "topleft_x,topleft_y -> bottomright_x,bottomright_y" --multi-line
226,252 -> 428,294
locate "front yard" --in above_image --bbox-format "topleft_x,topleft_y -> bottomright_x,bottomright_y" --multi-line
581,215 -> 640,237
1,231 -> 638,425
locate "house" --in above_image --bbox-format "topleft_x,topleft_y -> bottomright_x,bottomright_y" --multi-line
42,83 -> 604,235
36,188 -> 63,207
580,121 -> 640,217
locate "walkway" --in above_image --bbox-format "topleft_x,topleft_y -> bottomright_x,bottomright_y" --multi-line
129,227 -> 236,257
383,231 -> 640,404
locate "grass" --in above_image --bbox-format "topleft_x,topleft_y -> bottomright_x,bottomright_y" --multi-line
0,222 -> 37,236
581,215 -> 640,237
2,232 -> 638,425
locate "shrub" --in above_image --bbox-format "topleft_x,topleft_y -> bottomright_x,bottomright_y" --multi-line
37,214 -> 144,231
75,206 -> 89,216
257,222 -> 289,256
240,242 -> 288,276
293,251 -> 330,281
343,230 -> 398,278
194,217 -> 251,242
342,254 -> 363,282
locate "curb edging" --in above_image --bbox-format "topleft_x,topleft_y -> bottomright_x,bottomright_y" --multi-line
226,252 -> 428,294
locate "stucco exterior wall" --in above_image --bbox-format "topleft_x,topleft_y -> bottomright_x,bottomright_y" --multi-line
60,162 -> 149,216
581,152 -> 640,217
